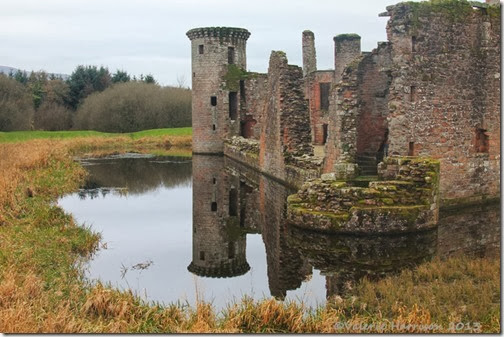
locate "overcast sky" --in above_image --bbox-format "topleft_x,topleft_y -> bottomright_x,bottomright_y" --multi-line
0,0 -> 418,86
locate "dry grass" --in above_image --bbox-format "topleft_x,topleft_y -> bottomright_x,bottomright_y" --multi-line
0,136 -> 499,333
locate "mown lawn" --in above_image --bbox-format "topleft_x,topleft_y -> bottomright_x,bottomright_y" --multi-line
0,127 -> 192,143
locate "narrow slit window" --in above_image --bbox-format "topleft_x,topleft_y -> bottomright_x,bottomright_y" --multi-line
193,72 -> 196,78
475,128 -> 489,153
240,80 -> 245,101
410,86 -> 417,102
211,202 -> 217,212
212,124 -> 216,131
320,83 -> 331,111
199,251 -> 205,261
211,96 -> 217,106
323,124 -> 329,144
229,92 -> 238,120
213,177 -> 216,184
198,45 -> 204,54
228,47 -> 235,64
229,188 -> 238,216
412,36 -> 418,52
408,142 -> 415,156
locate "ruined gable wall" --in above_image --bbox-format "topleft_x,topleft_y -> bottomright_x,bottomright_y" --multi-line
323,59 -> 361,173
385,2 -> 501,203
259,51 -> 314,180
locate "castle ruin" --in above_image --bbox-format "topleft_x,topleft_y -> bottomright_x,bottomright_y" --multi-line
187,0 -> 500,233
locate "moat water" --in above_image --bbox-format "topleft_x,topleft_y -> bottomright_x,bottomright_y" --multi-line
58,154 -> 500,310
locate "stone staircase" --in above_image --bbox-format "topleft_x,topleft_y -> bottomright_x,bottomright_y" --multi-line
356,152 -> 378,176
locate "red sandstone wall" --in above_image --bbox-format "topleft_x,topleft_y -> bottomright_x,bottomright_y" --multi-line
385,2 -> 501,203
355,43 -> 392,158
306,71 -> 333,145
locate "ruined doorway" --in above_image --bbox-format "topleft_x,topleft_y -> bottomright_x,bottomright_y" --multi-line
240,118 -> 257,139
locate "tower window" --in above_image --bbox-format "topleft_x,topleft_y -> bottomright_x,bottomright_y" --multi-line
408,142 -> 415,156
211,96 -> 217,106
200,251 -> 205,261
319,83 -> 331,111
211,202 -> 217,212
228,47 -> 235,64
213,177 -> 216,184
410,86 -> 417,102
199,45 -> 204,54
212,124 -> 216,131
323,124 -> 329,144
475,128 -> 489,153
229,92 -> 238,120
229,188 -> 238,216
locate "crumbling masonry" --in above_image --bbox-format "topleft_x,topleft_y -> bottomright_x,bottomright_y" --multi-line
187,0 -> 500,233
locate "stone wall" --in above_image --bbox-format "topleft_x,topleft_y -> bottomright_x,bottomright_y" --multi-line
259,51 -> 314,182
384,2 -> 501,204
355,43 -> 392,163
288,156 -> 440,234
323,58 -> 361,173
241,74 -> 268,139
306,71 -> 333,145
334,34 -> 361,83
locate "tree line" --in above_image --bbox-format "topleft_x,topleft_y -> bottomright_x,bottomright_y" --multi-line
0,66 -> 191,132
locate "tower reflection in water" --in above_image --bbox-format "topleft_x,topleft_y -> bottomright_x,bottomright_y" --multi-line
189,155 -> 500,301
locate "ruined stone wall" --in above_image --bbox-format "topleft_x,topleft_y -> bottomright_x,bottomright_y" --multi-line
384,2 -> 501,203
187,27 -> 250,154
306,71 -> 333,145
355,43 -> 392,158
334,34 -> 361,83
302,30 -> 317,76
323,58 -> 361,173
259,51 -> 314,181
241,74 -> 268,140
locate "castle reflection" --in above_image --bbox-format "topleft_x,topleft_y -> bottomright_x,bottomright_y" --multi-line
189,155 -> 500,300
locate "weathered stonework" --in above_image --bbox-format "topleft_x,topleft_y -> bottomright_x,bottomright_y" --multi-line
187,27 -> 250,154
383,1 -> 501,204
188,0 -> 500,231
287,156 -> 440,234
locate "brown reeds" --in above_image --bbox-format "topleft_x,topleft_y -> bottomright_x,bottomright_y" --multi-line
0,136 -> 499,333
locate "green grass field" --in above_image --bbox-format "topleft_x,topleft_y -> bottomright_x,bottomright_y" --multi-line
0,127 -> 192,143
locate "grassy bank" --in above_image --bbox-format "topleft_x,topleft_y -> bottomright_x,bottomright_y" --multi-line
0,127 -> 192,143
0,136 -> 499,333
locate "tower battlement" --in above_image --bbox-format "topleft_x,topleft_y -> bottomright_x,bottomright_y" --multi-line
186,27 -> 251,41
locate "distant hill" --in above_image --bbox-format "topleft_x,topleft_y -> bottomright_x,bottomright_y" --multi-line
0,65 -> 69,80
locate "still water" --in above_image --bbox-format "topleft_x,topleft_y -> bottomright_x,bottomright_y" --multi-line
58,154 -> 500,310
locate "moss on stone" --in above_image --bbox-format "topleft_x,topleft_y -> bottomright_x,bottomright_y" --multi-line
223,64 -> 248,91
333,33 -> 361,42
351,205 -> 427,223
406,0 -> 474,34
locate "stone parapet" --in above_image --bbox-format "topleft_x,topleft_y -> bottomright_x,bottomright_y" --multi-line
186,27 -> 250,41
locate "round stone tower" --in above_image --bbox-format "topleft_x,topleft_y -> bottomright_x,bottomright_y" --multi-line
187,27 -> 251,154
